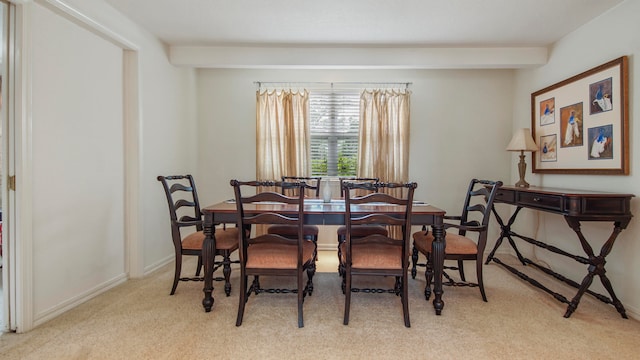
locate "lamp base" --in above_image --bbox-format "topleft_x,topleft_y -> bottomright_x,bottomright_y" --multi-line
515,151 -> 531,188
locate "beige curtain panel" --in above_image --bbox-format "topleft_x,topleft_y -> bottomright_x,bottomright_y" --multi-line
358,89 -> 411,239
256,89 -> 310,181
358,89 -> 411,184
255,89 -> 310,234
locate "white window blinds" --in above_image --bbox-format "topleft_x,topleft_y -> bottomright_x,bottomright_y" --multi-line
309,90 -> 360,177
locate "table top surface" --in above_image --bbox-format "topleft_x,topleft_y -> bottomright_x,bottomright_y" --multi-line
203,198 -> 445,215
500,185 -> 635,198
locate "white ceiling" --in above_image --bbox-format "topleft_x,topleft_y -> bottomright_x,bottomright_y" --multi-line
104,0 -> 623,47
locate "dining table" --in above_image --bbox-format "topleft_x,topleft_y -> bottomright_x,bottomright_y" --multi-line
200,198 -> 448,316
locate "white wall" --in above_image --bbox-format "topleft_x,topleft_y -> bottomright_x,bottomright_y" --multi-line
512,0 -> 640,317
195,68 -> 514,249
21,0 -> 197,328
31,1 -> 125,323
139,35 -> 198,273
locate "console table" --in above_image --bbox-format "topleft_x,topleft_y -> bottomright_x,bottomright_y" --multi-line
485,185 -> 634,318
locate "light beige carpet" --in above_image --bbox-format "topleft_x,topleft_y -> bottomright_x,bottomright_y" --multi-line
1,251 -> 639,360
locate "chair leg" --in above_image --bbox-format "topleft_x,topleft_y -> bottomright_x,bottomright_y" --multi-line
306,241 -> 317,295
252,276 -> 261,295
171,253 -> 182,295
222,250 -> 233,296
477,258 -> 487,302
402,273 -> 411,328
298,272 -> 305,328
306,264 -> 316,296
458,259 -> 466,282
236,274 -> 248,326
340,248 -> 346,294
411,246 -> 419,279
337,235 -> 345,275
195,255 -> 203,277
424,253 -> 433,300
343,268 -> 352,325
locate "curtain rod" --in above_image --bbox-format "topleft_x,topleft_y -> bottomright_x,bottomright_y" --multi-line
255,81 -> 411,89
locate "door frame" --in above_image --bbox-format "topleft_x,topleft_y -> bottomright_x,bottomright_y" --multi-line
1,0 -> 16,332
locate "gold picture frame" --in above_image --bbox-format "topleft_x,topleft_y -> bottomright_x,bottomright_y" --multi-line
531,56 -> 629,174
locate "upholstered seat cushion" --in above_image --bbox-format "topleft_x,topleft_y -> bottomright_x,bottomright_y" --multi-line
339,242 -> 403,270
246,240 -> 316,269
182,228 -> 241,251
412,231 -> 477,255
337,225 -> 388,238
268,224 -> 320,237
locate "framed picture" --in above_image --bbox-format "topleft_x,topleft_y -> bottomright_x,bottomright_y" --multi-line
539,134 -> 557,162
531,56 -> 629,174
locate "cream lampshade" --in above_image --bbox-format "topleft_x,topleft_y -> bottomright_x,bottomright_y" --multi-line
506,128 -> 538,188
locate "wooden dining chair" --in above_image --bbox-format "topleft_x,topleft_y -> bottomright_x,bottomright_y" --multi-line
336,178 -> 387,277
411,178 -> 502,302
341,181 -> 417,327
338,177 -> 380,197
157,175 -> 241,296
231,179 -> 316,328
280,176 -> 322,197
267,177 -> 322,242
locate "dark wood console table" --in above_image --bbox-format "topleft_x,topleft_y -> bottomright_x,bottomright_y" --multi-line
486,185 -> 633,318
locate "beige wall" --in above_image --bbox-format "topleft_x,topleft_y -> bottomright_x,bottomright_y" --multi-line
195,68 -> 514,249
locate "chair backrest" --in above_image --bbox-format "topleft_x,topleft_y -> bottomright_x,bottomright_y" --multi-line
231,180 -> 306,265
157,175 -> 203,245
281,176 -> 322,197
457,179 -> 503,249
343,181 -> 417,260
339,177 -> 379,197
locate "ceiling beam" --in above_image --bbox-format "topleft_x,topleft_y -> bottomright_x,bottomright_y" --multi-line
169,46 -> 548,69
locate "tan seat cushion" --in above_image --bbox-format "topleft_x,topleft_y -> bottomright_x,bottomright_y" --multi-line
246,240 -> 316,269
339,241 -> 403,270
268,224 -> 320,236
412,231 -> 477,255
182,228 -> 241,251
213,228 -> 242,250
337,225 -> 388,238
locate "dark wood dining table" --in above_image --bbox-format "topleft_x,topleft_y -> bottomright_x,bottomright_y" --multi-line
200,198 -> 448,315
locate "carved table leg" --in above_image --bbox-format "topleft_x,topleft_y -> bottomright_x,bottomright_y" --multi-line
223,251 -> 232,296
564,217 -> 630,318
599,269 -> 628,319
431,221 -> 445,315
202,212 -> 216,312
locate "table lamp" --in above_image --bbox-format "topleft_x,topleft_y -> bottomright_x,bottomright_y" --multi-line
506,128 -> 538,188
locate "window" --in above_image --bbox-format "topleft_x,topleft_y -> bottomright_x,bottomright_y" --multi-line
309,90 -> 360,177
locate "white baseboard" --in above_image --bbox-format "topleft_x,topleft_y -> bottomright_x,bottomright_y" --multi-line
31,255 -> 172,329
143,254 -> 173,277
33,273 -> 128,328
